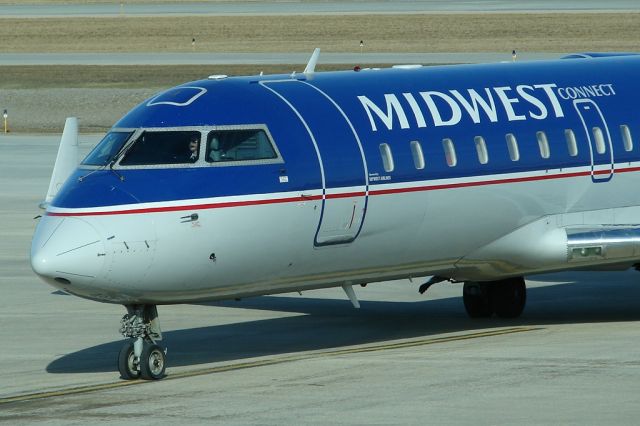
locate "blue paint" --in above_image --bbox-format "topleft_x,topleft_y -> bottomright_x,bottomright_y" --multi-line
52,55 -> 640,209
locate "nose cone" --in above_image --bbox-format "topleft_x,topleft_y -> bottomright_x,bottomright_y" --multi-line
31,215 -> 105,289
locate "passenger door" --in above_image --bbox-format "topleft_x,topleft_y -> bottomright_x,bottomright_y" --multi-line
573,99 -> 615,182
262,80 -> 369,246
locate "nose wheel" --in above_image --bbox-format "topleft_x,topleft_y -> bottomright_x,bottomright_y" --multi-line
140,343 -> 166,380
117,340 -> 140,380
117,305 -> 166,380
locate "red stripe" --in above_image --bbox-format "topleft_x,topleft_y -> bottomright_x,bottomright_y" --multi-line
46,166 -> 640,217
47,194 -> 323,217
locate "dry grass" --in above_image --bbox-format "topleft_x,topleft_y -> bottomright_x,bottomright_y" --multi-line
0,14 -> 639,53
0,64 -> 384,89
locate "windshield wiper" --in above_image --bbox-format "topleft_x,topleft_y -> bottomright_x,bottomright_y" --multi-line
79,142 -> 128,182
108,157 -> 125,181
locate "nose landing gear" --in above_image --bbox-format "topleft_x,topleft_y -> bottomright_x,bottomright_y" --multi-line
117,305 -> 166,380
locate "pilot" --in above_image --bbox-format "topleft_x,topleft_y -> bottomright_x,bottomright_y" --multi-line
187,135 -> 199,162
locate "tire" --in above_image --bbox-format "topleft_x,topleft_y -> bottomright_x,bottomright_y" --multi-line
492,277 -> 526,319
140,343 -> 166,380
463,282 -> 493,318
118,340 -> 140,380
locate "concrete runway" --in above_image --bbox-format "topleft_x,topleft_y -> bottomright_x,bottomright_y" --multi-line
2,134 -> 640,423
1,1 -> 639,17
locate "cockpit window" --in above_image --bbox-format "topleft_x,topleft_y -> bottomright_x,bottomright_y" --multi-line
81,131 -> 133,166
120,131 -> 201,165
207,129 -> 277,162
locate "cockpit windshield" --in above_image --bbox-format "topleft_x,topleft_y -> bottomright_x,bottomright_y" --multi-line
81,131 -> 133,166
120,131 -> 201,165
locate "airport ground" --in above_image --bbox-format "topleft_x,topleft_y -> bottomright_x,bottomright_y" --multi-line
2,135 -> 640,423
3,4 -> 640,424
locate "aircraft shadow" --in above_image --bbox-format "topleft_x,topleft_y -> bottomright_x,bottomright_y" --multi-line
46,275 -> 640,375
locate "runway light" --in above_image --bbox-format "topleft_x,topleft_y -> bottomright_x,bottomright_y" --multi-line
3,109 -> 8,133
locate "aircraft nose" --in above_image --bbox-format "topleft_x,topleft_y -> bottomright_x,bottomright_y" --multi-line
31,215 -> 105,288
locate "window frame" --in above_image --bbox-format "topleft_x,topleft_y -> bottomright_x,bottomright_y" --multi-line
112,124 -> 283,169
379,143 -> 395,172
536,131 -> 551,159
474,136 -> 489,165
205,125 -> 283,167
620,124 -> 633,152
565,129 -> 579,157
118,129 -> 203,167
80,129 -> 136,167
410,140 -> 425,170
505,133 -> 520,161
592,126 -> 607,154
442,138 -> 457,167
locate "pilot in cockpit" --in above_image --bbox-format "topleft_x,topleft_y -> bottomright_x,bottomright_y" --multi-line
187,135 -> 199,163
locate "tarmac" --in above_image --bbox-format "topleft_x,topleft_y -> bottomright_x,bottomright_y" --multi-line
1,134 -> 640,424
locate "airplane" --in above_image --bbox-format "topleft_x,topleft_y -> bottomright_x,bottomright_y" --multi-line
30,49 -> 640,380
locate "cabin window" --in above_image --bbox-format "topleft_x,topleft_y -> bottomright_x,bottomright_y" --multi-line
410,140 -> 425,170
120,131 -> 201,165
621,125 -> 633,151
207,129 -> 277,162
565,129 -> 578,157
379,143 -> 394,172
474,136 -> 489,164
592,127 -> 606,154
442,138 -> 457,167
536,131 -> 550,159
505,133 -> 519,161
82,131 -> 133,166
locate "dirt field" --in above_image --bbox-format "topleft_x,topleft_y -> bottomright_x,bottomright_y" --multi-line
1,14 -> 639,53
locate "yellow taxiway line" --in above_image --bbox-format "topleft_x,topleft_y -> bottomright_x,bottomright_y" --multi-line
0,326 -> 539,405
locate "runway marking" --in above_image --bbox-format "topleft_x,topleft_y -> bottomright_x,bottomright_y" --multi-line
0,326 -> 538,405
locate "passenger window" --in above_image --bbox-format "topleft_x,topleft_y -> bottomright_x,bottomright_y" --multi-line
82,131 -> 133,166
410,140 -> 425,170
620,125 -> 633,151
505,133 -> 519,161
592,127 -> 606,154
442,138 -> 457,167
379,143 -> 394,172
120,131 -> 200,165
536,131 -> 550,159
207,129 -> 276,162
565,129 -> 578,156
474,136 -> 489,164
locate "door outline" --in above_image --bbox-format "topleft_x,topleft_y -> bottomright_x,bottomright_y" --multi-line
260,79 -> 369,246
573,98 -> 614,182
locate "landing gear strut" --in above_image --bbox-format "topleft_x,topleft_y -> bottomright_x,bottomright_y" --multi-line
117,305 -> 166,380
463,277 -> 526,319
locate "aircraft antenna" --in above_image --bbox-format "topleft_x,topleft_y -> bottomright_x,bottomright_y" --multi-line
342,283 -> 361,309
304,48 -> 321,74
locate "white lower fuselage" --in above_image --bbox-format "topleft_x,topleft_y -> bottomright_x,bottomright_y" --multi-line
33,159 -> 640,304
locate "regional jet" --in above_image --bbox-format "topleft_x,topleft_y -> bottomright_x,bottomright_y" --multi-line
31,50 -> 640,380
